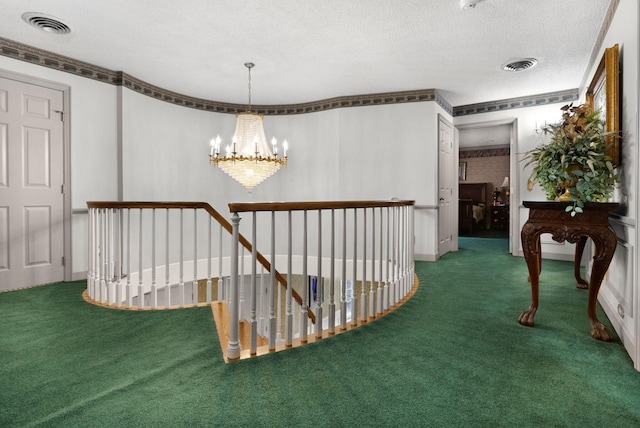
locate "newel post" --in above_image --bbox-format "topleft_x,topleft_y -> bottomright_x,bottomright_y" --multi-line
227,212 -> 241,360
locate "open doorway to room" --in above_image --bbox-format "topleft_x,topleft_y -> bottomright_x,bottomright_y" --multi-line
456,120 -> 516,255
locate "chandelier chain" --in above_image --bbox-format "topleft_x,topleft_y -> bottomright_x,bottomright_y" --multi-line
245,62 -> 253,111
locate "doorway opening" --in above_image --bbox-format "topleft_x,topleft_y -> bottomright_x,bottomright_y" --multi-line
455,119 -> 517,255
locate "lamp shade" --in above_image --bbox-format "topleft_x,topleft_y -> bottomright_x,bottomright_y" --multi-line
500,176 -> 510,188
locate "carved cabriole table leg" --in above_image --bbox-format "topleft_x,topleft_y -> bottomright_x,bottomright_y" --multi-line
518,221 -> 541,327
585,225 -> 618,340
519,202 -> 619,341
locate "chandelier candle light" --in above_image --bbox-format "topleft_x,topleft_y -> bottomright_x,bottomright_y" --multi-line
209,62 -> 288,190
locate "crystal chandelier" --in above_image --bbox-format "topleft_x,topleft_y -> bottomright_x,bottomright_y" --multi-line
209,62 -> 288,190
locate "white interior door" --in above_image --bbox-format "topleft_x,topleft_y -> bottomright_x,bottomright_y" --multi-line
0,76 -> 65,291
438,115 -> 454,257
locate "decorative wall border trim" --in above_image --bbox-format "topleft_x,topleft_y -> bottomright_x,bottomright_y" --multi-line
453,89 -> 579,117
250,89 -> 438,115
1,36 -> 568,118
460,147 -> 510,159
1,36 -> 118,83
434,90 -> 453,115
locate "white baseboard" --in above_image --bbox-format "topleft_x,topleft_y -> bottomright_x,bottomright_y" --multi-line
415,253 -> 437,262
598,289 -> 638,371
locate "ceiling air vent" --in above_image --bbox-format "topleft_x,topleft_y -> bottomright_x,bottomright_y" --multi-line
22,13 -> 71,34
502,58 -> 537,72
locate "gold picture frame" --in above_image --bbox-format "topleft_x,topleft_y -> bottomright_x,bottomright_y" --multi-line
586,43 -> 620,166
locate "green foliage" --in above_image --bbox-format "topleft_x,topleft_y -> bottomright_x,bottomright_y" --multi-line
523,103 -> 619,216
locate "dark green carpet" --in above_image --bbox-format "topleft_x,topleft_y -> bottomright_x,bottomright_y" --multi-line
2,238 -> 639,427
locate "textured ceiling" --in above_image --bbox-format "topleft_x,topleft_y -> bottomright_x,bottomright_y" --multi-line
1,0 -> 612,107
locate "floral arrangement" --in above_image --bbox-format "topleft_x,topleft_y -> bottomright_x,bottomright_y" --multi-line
524,103 -> 618,216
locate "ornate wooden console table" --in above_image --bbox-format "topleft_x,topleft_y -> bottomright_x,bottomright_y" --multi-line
518,201 -> 619,341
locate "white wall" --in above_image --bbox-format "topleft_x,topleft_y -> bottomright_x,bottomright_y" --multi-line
121,88 -> 444,260
584,0 -> 638,370
120,88 -> 440,201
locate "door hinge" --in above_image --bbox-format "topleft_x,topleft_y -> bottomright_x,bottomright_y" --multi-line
61,184 -> 65,194
53,110 -> 65,121
62,256 -> 65,266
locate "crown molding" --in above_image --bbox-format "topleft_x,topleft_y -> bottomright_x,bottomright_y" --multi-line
1,36 -> 573,117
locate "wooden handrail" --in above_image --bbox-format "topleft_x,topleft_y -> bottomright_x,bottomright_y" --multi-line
86,201 -> 315,323
229,199 -> 415,213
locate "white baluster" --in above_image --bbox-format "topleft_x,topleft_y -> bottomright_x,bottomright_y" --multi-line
404,206 -> 409,297
93,208 -> 99,299
384,206 -> 390,311
361,208 -> 367,321
87,208 -> 94,298
95,209 -> 101,301
300,210 -> 308,343
114,209 -> 122,307
151,208 -> 157,308
259,264 -> 266,341
240,246 -> 245,315
340,209 -> 347,330
370,207 -> 376,318
391,206 -> 397,307
398,206 -> 402,299
126,209 -> 132,308
276,249 -> 282,344
179,209 -> 184,307
269,211 -> 276,350
206,215 -> 212,304
377,206 -> 383,315
138,208 -> 144,308
393,206 -> 399,303
285,210 -> 293,346
106,208 -> 113,305
218,224 -> 224,301
316,210 -> 323,339
94,207 -> 99,299
411,205 -> 415,289
250,212 -> 258,355
99,208 -> 106,303
328,209 -> 335,334
352,208 -> 358,326
227,212 -> 241,360
193,208 -> 198,305
404,207 -> 408,296
402,206 -> 407,297
165,208 -> 170,307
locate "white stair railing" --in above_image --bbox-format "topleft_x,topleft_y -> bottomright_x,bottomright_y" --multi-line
226,200 -> 415,360
86,200 -> 415,361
